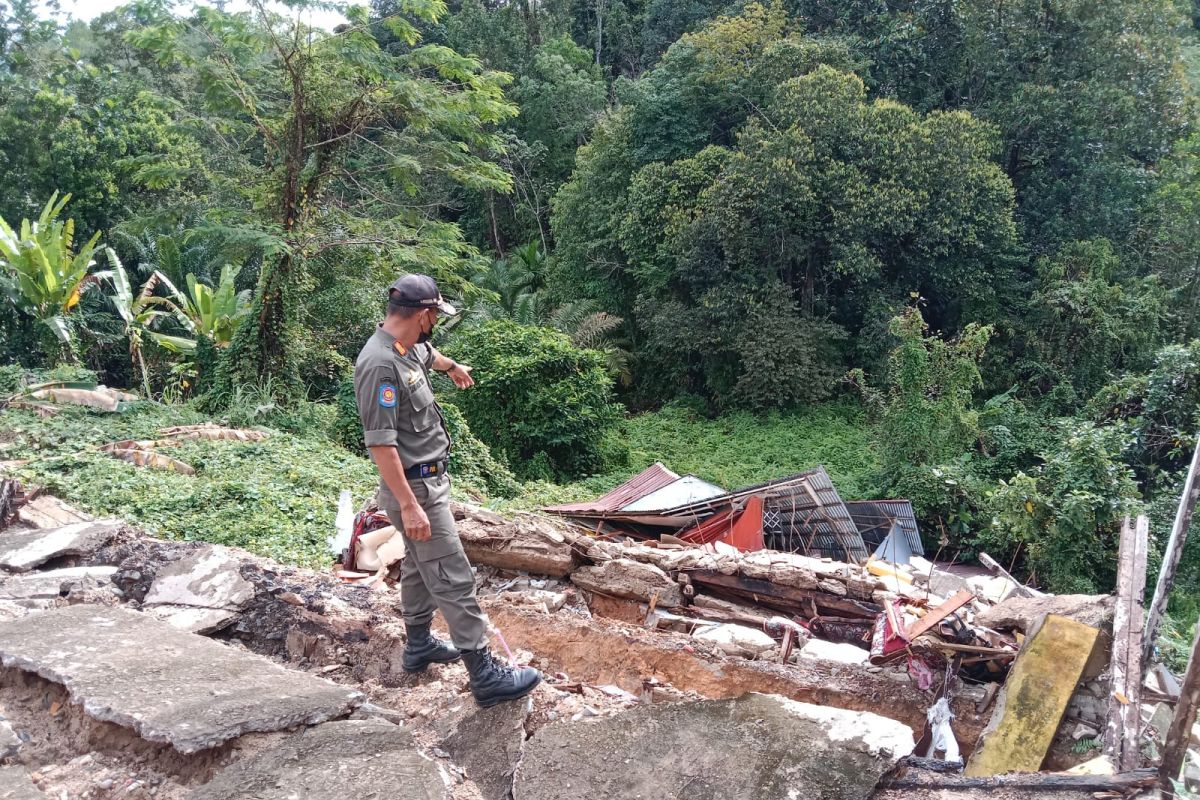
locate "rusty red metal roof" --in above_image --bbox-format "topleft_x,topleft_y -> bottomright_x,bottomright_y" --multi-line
543,462 -> 680,516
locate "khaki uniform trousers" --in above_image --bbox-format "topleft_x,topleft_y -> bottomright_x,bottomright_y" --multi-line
385,473 -> 490,651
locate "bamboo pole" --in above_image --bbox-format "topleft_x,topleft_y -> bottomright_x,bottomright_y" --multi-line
1159,615 -> 1200,794
1145,439 -> 1200,668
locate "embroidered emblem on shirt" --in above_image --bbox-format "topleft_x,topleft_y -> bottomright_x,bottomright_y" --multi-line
378,382 -> 398,408
407,371 -> 424,387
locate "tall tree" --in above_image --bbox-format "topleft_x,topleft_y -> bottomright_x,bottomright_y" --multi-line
129,1 -> 516,391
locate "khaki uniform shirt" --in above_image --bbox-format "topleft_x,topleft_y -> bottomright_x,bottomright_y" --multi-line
353,325 -> 451,511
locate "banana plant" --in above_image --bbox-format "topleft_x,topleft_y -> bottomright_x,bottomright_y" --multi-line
104,249 -> 196,397
154,264 -> 251,347
0,192 -> 103,360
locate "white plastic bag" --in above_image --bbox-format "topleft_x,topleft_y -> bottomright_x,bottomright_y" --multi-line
330,490 -> 354,557
924,697 -> 961,763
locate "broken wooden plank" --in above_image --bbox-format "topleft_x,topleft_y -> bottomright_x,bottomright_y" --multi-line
906,589 -> 974,640
1104,514 -> 1149,772
885,767 -> 1156,792
689,570 -> 881,620
1146,438 -> 1200,667
0,479 -> 15,531
1159,596 -> 1200,791
965,614 -> 1100,777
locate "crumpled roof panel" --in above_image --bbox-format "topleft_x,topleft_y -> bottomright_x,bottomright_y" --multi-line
543,462 -> 680,516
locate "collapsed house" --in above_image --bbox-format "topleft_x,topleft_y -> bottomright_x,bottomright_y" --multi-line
0,449 -> 1185,800
545,462 -> 921,563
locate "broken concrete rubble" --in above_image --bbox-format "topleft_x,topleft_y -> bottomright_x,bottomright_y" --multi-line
436,696 -> 532,800
975,593 -> 1115,633
515,693 -> 914,800
0,493 -> 1123,800
0,605 -> 362,753
570,558 -> 682,607
187,720 -> 448,800
0,520 -> 121,572
455,507 -> 580,577
0,766 -> 43,800
0,566 -> 117,602
799,638 -> 871,665
693,622 -> 776,657
141,545 -> 256,633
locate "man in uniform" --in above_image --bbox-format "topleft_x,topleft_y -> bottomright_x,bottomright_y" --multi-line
353,273 -> 541,707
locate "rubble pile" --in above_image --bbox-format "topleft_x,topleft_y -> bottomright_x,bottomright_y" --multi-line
0,478 -> 1175,800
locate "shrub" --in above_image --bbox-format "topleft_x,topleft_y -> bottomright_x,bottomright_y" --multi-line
445,320 -> 624,480
981,422 -> 1141,593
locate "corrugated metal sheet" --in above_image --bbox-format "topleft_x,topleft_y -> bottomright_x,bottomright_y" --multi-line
543,462 -> 680,516
621,475 -> 727,513
662,467 -> 870,562
846,499 -> 924,557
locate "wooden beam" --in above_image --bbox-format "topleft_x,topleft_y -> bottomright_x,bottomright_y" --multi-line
1145,438 -> 1200,668
1104,514 -> 1149,771
885,768 -> 1157,793
688,570 -> 882,620
0,479 -> 15,531
906,589 -> 975,640
1159,600 -> 1200,792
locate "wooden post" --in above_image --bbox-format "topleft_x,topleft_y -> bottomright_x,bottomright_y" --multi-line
1145,439 -> 1200,668
1105,515 -> 1149,771
1159,614 -> 1200,794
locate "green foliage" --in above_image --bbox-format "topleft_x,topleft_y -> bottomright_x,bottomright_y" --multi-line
126,0 -> 516,393
553,8 -> 1018,407
158,265 -> 251,348
982,422 -> 1141,593
849,306 -> 993,547
503,399 -> 880,511
2,401 -> 376,567
1088,340 -> 1200,482
0,192 -> 104,361
794,0 -> 1194,250
445,320 -> 624,480
1015,239 -> 1167,408
102,248 -> 196,396
856,307 -> 991,473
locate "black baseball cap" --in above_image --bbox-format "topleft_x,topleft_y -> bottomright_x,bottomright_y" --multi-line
387,274 -> 458,315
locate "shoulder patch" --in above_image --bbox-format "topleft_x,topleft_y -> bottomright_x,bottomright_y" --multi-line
378,382 -> 398,408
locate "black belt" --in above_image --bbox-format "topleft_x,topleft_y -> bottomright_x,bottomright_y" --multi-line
404,460 -> 447,480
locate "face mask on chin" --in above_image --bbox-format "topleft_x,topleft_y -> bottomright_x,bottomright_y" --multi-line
416,311 -> 436,344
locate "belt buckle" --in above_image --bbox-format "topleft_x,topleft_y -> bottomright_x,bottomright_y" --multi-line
420,462 -> 438,478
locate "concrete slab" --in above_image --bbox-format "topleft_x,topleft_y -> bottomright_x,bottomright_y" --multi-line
0,605 -> 363,753
143,546 -> 255,611
143,604 -> 239,635
514,693 -> 913,800
0,567 -> 117,600
966,614 -> 1100,776
0,767 -> 44,800
437,696 -> 531,800
16,496 -> 91,530
0,521 -> 121,572
188,720 -> 448,799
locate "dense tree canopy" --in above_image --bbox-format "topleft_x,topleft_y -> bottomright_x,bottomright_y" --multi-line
2,0 -> 1200,595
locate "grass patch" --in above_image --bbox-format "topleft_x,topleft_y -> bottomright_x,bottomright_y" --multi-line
506,401 -> 881,509
2,402 -> 379,567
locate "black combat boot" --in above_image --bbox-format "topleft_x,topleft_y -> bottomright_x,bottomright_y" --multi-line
461,647 -> 541,707
403,623 -> 461,673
